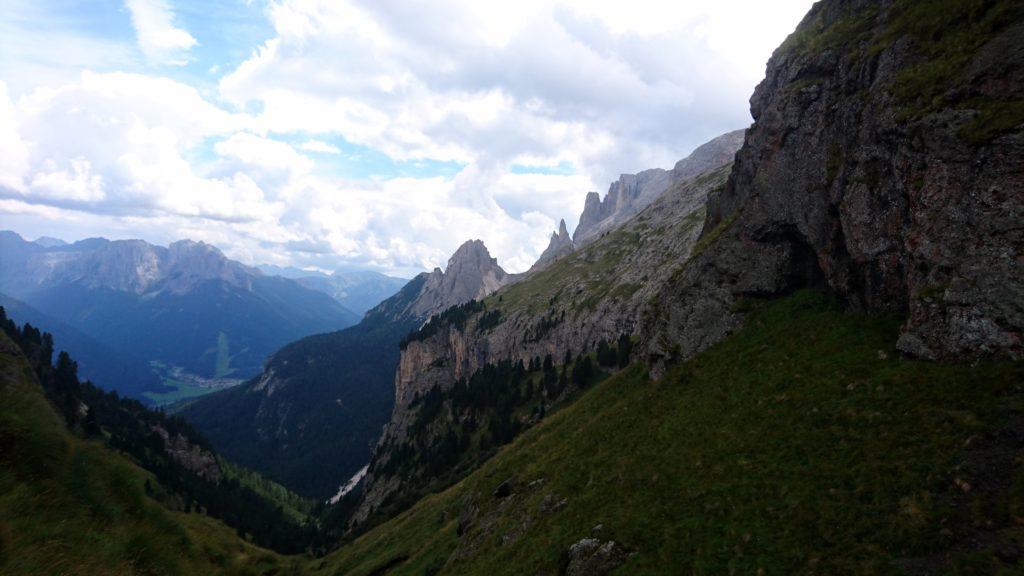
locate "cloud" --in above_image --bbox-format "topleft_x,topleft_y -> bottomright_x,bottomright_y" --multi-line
0,0 -> 816,275
300,140 -> 342,154
0,83 -> 29,192
124,0 -> 197,65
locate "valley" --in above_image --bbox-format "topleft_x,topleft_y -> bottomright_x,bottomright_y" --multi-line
0,0 -> 1021,574
143,360 -> 245,407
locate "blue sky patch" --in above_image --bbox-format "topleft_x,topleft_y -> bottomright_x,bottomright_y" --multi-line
510,161 -> 576,176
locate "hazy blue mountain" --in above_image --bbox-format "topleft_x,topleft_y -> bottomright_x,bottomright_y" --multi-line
0,231 -> 359,396
258,265 -> 408,316
0,292 -> 166,398
33,236 -> 68,248
294,271 -> 408,316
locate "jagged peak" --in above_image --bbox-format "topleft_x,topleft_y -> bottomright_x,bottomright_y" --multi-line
445,239 -> 497,272
557,218 -> 569,239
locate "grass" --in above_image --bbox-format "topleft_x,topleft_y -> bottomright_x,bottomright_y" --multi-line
0,334 -> 300,575
215,332 -> 234,379
958,98 -> 1024,145
313,290 -> 1024,575
884,0 -> 1023,132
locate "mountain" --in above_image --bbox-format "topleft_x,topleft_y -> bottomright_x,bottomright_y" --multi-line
572,129 -> 744,245
526,129 -> 744,274
32,236 -> 67,248
7,0 -> 1024,573
256,263 -> 323,279
294,271 -> 408,316
0,292 -> 164,398
640,0 -> 1024,372
0,232 -> 359,395
316,291 -> 1024,575
177,239 -> 513,499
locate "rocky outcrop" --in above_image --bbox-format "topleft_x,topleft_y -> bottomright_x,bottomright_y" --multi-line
530,219 -> 574,272
572,130 -> 744,245
406,240 -> 511,319
353,163 -> 732,526
642,0 -> 1024,375
152,424 -> 222,482
564,538 -> 631,576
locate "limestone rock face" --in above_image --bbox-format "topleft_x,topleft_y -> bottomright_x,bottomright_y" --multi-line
0,233 -> 258,296
643,0 -> 1024,375
572,129 -> 745,245
405,240 -> 512,320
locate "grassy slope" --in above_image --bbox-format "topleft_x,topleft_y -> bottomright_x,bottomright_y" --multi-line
316,291 -> 1023,575
0,335 -> 305,576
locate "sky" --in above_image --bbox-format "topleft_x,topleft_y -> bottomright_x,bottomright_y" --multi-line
0,0 -> 815,276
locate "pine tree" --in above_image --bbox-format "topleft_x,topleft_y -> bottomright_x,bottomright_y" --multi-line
617,333 -> 633,368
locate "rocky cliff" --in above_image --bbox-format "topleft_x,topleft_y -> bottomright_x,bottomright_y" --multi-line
406,240 -> 511,319
642,0 -> 1024,376
572,129 -> 744,245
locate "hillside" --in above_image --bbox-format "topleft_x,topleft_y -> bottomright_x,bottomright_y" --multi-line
313,291 -> 1024,575
0,330 -> 304,575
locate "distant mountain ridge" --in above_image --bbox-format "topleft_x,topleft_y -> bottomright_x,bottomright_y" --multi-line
178,239 -> 514,499
0,232 -> 258,296
572,129 -> 745,246
257,265 -> 408,316
0,231 -> 359,396
528,130 -> 744,273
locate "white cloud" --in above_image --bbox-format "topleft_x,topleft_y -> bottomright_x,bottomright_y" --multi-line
300,140 -> 342,154
1,1 -> 816,275
0,82 -> 29,192
124,0 -> 197,65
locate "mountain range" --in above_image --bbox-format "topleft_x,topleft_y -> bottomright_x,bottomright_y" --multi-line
0,232 -> 360,398
257,265 -> 408,316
